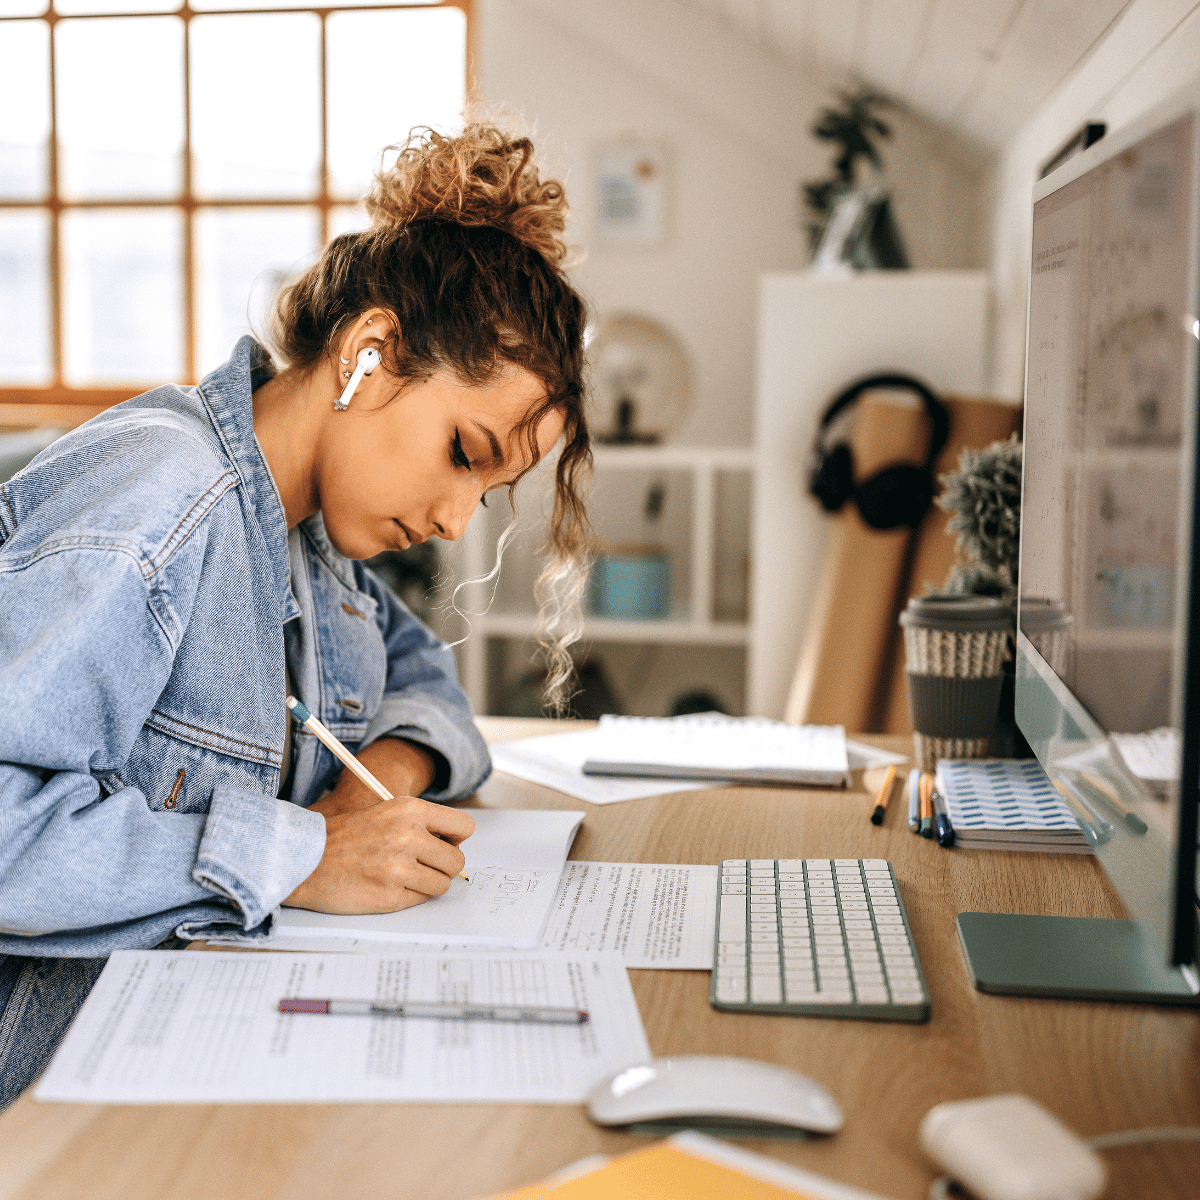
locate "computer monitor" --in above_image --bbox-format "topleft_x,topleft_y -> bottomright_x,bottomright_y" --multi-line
966,84 -> 1200,1004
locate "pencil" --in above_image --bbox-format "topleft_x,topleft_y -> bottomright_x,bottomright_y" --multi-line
1079,769 -> 1149,834
918,773 -> 934,839
870,764 -> 897,825
286,695 -> 469,879
907,768 -> 920,833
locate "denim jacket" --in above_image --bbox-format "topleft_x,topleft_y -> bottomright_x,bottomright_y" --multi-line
0,337 -> 491,957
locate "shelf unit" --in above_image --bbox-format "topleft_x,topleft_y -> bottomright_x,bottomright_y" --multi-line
451,444 -> 754,714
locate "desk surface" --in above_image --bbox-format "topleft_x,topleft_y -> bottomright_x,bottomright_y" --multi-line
2,720 -> 1199,1200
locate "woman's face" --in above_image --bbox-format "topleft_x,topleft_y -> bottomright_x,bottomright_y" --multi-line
314,362 -> 563,561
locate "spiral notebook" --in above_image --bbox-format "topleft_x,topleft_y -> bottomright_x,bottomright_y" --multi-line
934,759 -> 1090,853
580,714 -> 849,787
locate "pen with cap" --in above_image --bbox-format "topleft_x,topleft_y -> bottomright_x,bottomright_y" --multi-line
285,695 -> 469,879
930,783 -> 954,847
278,997 -> 588,1024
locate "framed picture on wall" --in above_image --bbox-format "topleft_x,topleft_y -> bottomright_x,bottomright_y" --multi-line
594,140 -> 670,248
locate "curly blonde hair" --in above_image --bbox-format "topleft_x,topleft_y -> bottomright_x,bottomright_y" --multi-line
271,125 -> 592,712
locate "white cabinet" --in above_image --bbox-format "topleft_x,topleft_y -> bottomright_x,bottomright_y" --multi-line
446,444 -> 754,715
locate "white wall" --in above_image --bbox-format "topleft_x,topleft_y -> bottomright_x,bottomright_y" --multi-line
474,0 -> 989,449
990,0 -> 1200,400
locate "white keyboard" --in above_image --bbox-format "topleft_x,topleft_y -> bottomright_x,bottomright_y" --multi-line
711,859 -> 930,1022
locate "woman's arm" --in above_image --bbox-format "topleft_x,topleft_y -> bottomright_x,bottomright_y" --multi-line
354,564 -> 492,800
0,547 -> 325,953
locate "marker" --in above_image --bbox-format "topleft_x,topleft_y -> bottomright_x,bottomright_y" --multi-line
918,773 -> 934,839
871,764 -> 897,825
277,998 -> 588,1024
286,695 -> 469,879
907,768 -> 920,833
930,785 -> 954,847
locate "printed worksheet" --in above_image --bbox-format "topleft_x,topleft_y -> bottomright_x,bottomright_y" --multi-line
540,863 -> 718,969
35,949 -> 650,1105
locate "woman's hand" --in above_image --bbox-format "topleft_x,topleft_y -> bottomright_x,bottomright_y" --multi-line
285,796 -> 475,914
286,736 -> 473,913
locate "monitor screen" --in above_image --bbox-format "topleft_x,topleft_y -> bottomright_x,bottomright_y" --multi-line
1018,98 -> 1200,967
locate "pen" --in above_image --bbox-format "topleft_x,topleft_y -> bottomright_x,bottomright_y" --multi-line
918,773 -> 934,839
930,785 -> 954,847
870,764 -> 897,825
278,998 -> 589,1024
286,695 -> 469,879
907,768 -> 920,833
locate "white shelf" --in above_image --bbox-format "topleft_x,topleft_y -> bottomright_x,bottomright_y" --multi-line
457,443 -> 756,713
591,444 -> 754,471
476,611 -> 751,645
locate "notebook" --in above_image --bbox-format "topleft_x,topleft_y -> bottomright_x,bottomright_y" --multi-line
487,1130 -> 895,1199
581,714 -> 849,787
268,809 -> 584,949
934,759 -> 1091,853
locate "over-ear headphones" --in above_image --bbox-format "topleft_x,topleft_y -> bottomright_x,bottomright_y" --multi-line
808,373 -> 950,530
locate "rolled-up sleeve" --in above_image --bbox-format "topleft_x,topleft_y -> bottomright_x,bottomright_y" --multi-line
357,566 -> 491,801
0,546 -> 324,952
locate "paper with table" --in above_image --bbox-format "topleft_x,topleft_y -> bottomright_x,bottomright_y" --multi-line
264,862 -> 719,971
269,809 -> 583,949
35,948 -> 650,1105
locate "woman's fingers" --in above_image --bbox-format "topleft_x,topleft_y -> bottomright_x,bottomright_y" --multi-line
403,859 -> 466,900
419,802 -> 475,845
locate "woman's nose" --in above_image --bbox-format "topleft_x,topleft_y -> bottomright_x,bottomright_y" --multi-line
429,490 -> 475,542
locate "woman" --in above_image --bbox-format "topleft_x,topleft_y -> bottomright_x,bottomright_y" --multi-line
0,125 -> 591,1104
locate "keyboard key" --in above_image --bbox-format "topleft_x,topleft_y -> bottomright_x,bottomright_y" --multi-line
718,896 -> 746,942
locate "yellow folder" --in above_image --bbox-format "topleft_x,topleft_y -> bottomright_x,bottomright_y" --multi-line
487,1133 -> 893,1200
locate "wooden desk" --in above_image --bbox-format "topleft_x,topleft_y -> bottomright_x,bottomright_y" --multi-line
2,721 -> 1198,1200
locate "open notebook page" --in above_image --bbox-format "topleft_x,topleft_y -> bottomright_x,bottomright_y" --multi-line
270,809 -> 584,949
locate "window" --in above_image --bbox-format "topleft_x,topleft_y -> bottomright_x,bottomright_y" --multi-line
0,0 -> 468,407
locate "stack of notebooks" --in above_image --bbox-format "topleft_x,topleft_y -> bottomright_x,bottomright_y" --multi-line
934,759 -> 1091,854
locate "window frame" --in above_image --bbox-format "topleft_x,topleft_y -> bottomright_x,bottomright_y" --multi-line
0,0 -> 471,414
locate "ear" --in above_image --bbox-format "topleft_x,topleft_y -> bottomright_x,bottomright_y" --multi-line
334,308 -> 394,374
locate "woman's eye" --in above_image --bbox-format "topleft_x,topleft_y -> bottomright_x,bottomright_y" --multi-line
451,430 -> 471,470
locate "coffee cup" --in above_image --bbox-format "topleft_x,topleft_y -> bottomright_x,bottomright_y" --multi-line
900,594 -> 1013,773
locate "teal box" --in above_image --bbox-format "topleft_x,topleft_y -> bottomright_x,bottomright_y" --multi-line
589,550 -> 672,619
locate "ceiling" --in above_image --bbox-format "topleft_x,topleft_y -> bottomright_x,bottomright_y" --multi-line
680,0 -> 1134,148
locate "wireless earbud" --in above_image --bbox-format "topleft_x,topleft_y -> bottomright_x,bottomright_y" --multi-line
334,347 -> 381,411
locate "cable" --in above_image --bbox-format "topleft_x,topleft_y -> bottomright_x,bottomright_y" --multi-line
1087,1126 -> 1200,1151
927,1127 -> 1200,1199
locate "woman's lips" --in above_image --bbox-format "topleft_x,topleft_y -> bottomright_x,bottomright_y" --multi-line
393,519 -> 418,549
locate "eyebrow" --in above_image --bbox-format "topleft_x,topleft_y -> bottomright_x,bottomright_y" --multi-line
469,419 -> 504,465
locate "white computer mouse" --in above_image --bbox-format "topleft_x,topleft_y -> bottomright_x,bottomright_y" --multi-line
587,1055 -> 843,1136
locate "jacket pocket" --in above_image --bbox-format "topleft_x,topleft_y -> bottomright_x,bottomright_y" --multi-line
118,719 -> 279,814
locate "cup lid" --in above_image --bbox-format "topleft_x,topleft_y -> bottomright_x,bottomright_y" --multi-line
1019,596 -> 1074,633
899,593 -> 1014,631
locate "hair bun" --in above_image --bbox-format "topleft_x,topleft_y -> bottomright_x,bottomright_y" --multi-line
366,124 -> 569,269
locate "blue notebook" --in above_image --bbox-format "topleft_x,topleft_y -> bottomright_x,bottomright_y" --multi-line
935,759 -> 1091,853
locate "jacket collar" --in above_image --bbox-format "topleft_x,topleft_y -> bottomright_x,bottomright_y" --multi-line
196,336 -> 301,622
